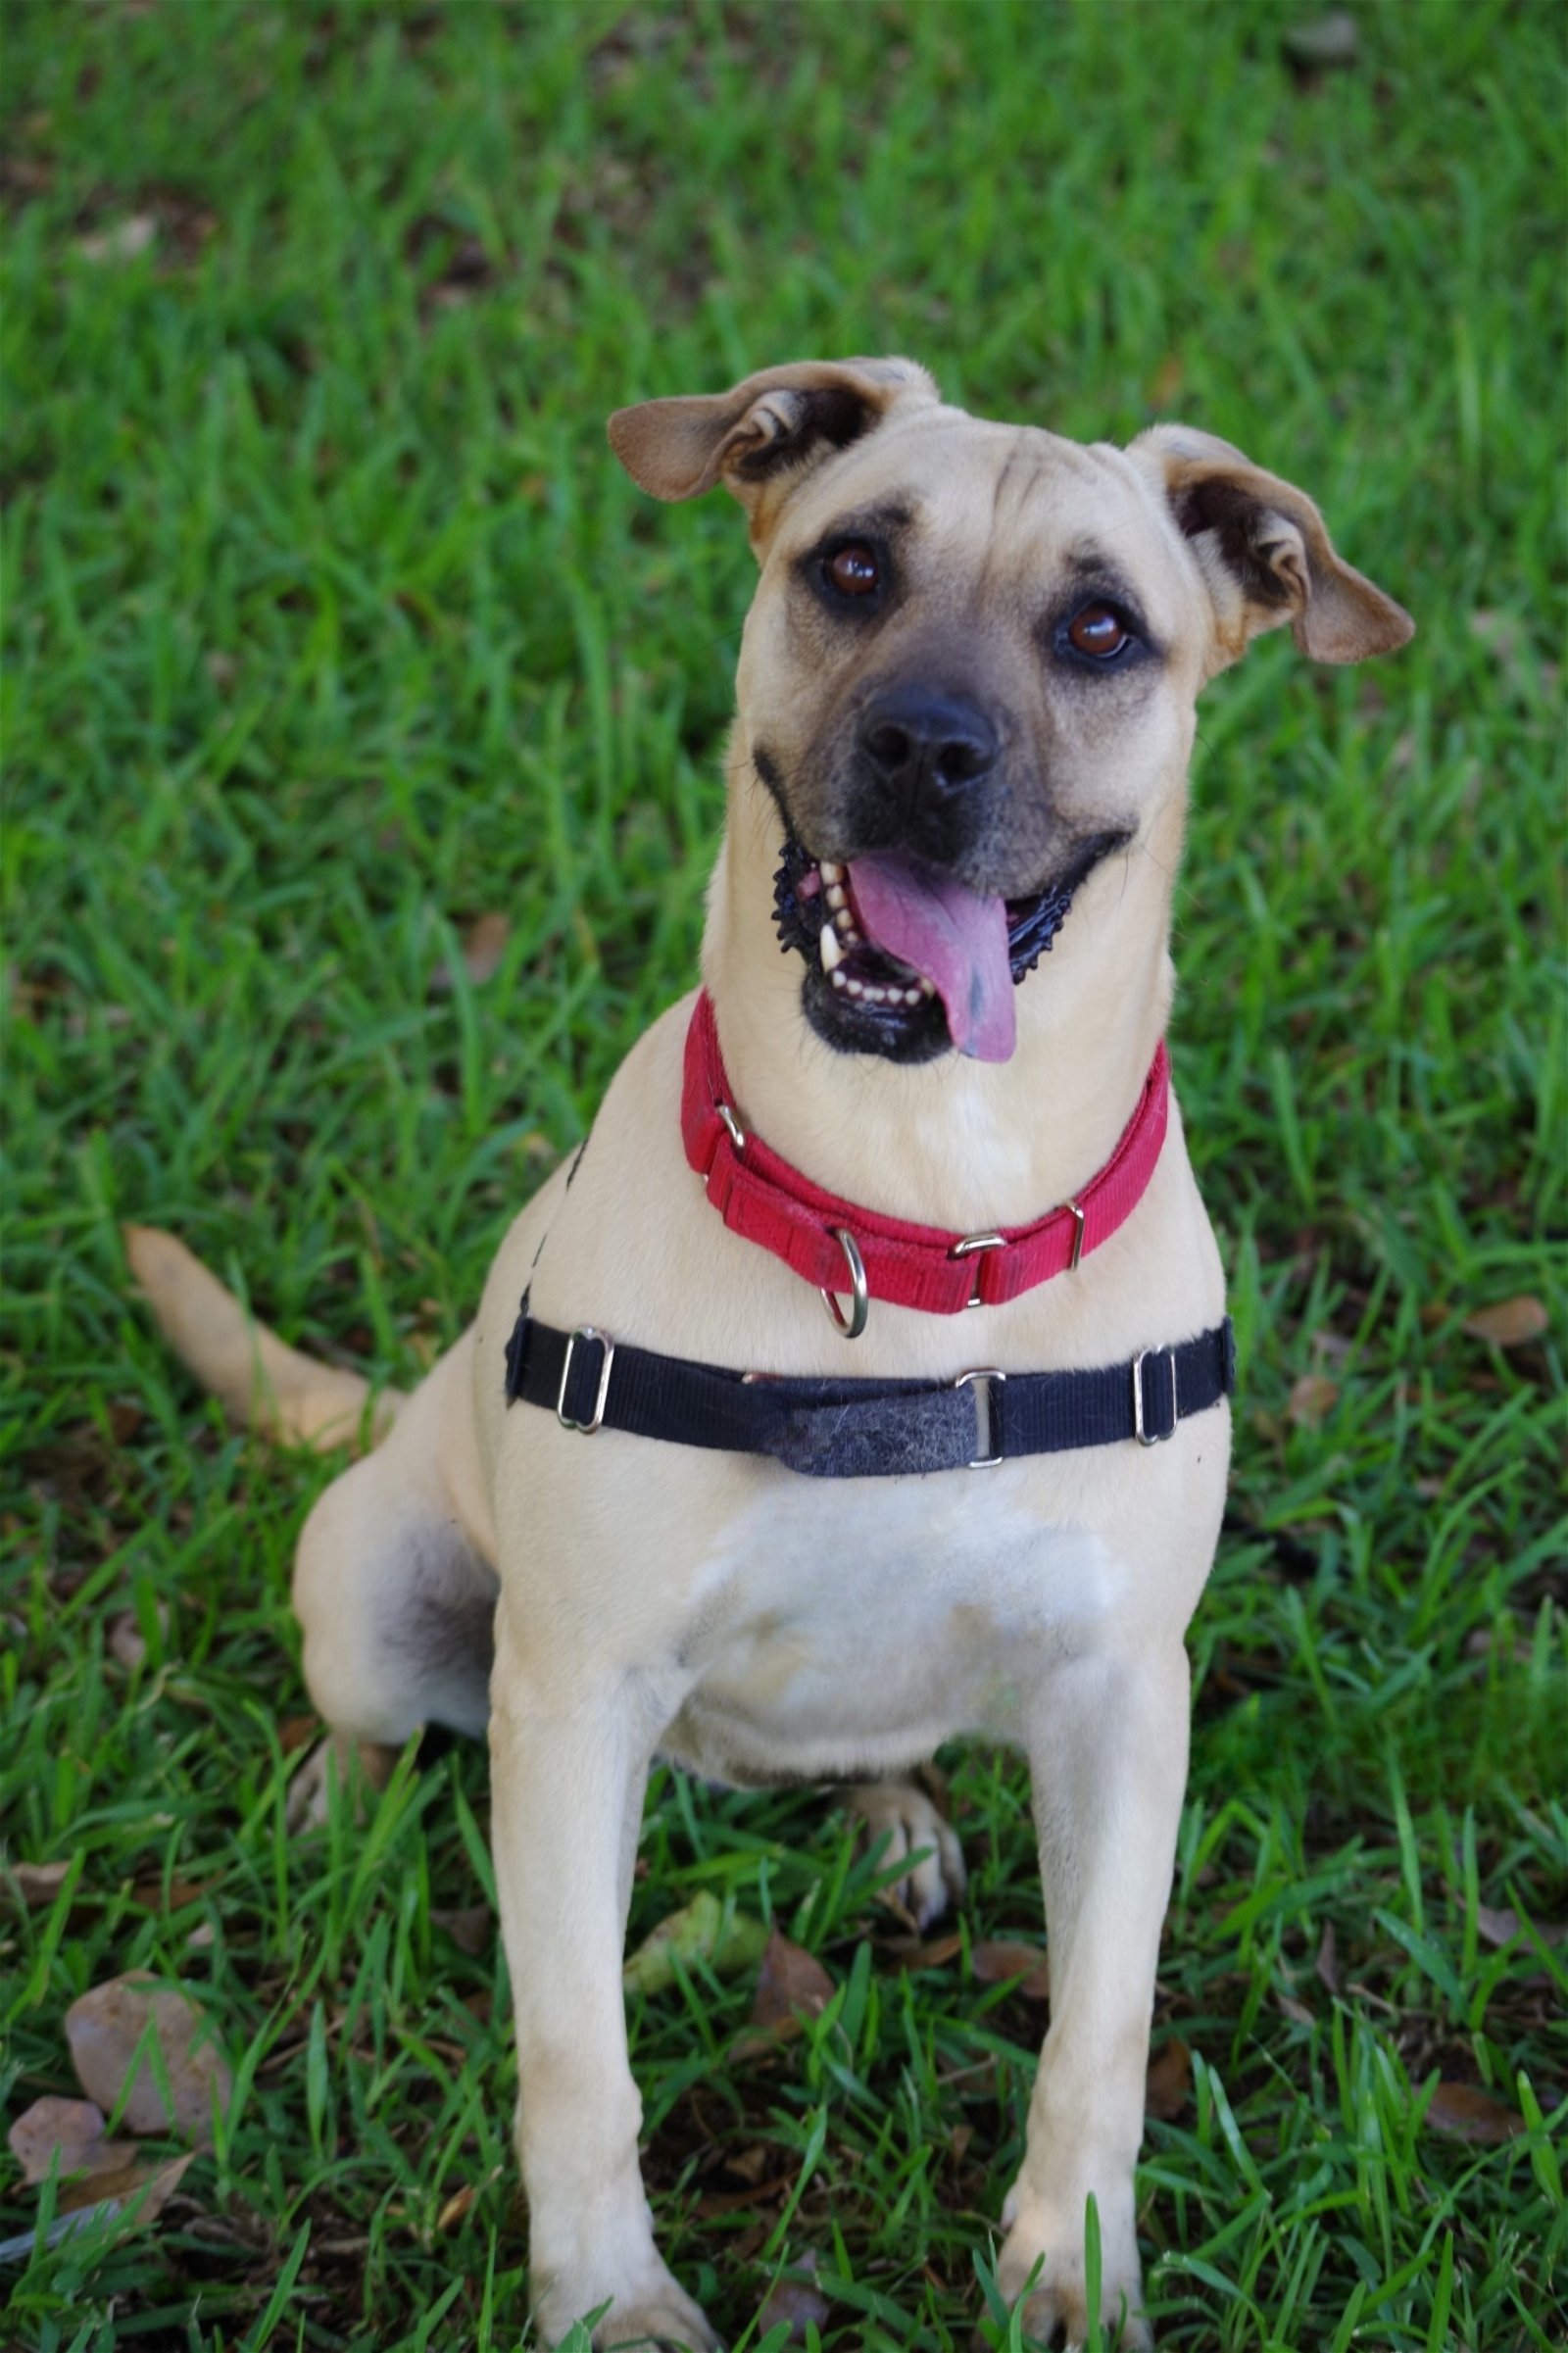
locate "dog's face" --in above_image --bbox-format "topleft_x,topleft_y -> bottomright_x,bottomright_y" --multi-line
612,361 -> 1411,1066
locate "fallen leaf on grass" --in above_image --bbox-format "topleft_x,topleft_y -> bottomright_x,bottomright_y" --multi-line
1283,14 -> 1358,71
622,1890 -> 770,1996
1277,1991 -> 1315,2026
278,1713 -> 318,1753
431,1903 -> 492,1957
750,1927 -> 834,2031
8,1859 -> 71,1905
1315,1922 -> 1340,1994
75,214 -> 157,264
757,2250 -> 830,2340
129,1873 -> 219,1913
1286,1373 -> 1339,1428
462,911 -> 511,983
108,1600 -> 169,1671
431,912 -> 511,992
971,1939 -> 1051,2002
58,2149 -> 193,2221
1145,2038 -> 1193,2122
1476,1904 -> 1568,1949
436,2182 -> 476,2232
884,1929 -> 964,1974
1462,1296 -> 1549,1348
66,1975 -> 232,2142
1425,2081 -> 1525,2144
8,2097 -> 135,2186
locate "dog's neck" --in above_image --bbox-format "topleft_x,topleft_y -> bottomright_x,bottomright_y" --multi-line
700,768 -> 1183,1234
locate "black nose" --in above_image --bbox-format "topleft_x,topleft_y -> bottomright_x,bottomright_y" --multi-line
858,688 -> 999,806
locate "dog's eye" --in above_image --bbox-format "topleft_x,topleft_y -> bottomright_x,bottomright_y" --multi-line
824,543 -> 880,598
1067,604 -> 1130,659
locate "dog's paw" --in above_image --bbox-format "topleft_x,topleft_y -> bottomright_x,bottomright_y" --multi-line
591,2284 -> 722,2351
843,1779 -> 966,1929
534,2259 -> 721,2353
996,2193 -> 1151,2350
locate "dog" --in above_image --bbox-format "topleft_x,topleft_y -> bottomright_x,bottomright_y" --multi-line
129,356 -> 1412,2349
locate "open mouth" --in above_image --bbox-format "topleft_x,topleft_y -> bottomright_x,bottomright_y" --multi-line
772,832 -> 1088,1064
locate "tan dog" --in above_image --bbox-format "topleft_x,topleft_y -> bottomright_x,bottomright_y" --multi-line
130,358 -> 1411,2350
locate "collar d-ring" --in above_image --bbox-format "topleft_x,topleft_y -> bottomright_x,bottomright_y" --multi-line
821,1226 -> 868,1340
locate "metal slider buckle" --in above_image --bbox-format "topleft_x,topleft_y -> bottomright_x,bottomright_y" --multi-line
1132,1347 -> 1178,1446
955,1366 -> 1005,1467
950,1229 -> 1004,1308
557,1326 -> 615,1433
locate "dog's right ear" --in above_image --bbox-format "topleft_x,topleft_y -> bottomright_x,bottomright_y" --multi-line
607,358 -> 939,513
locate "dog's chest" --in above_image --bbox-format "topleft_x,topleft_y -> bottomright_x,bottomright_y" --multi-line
661,1473 -> 1116,1782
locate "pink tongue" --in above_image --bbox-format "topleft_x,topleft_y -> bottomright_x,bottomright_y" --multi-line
847,853 -> 1016,1061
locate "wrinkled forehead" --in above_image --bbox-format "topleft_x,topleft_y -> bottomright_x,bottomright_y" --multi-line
769,406 -> 1189,619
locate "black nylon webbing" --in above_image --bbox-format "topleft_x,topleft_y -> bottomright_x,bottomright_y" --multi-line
504,1306 -> 1235,1479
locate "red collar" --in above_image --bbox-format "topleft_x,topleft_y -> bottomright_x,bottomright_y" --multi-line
681,990 -> 1169,1317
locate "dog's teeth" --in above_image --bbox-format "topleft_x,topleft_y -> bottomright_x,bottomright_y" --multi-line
863,984 -> 886,1003
904,987 -> 923,1006
918,975 -> 935,997
832,905 -> 854,934
830,965 -> 849,989
819,922 -> 843,972
846,977 -> 864,996
826,884 -> 847,910
820,860 -> 844,885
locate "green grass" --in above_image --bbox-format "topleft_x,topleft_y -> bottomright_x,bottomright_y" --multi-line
2,2 -> 1564,2347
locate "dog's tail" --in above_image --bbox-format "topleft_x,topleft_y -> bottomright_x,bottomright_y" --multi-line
123,1225 -> 402,1454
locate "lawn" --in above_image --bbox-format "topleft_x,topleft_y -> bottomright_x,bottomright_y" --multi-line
2,3 -> 1563,2348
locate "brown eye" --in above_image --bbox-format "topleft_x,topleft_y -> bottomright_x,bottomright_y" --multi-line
824,543 -> 880,597
1067,603 -> 1130,659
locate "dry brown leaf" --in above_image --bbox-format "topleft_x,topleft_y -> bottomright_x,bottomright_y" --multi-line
1283,14 -> 1359,71
750,1928 -> 833,2031
1277,1992 -> 1315,2026
431,1903 -> 492,1957
1145,2037 -> 1193,2122
278,1713 -> 318,1753
9,1859 -> 71,1906
1315,1921 -> 1340,1994
129,1874 -> 218,1913
59,2148 -> 194,2222
7,2097 -> 136,2186
971,1939 -> 1051,2002
885,1930 -> 964,1974
76,214 -> 157,264
66,1975 -> 232,2142
722,2142 -> 776,2185
757,2251 -> 830,2341
1462,1296 -> 1549,1348
461,912 -> 511,984
1425,2081 -> 1525,2144
1287,1373 -> 1339,1428
436,2182 -> 477,2232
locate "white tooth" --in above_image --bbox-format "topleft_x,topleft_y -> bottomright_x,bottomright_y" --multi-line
846,977 -> 863,997
863,984 -> 885,1003
918,975 -> 935,996
820,860 -> 843,884
826,884 -> 847,909
819,923 -> 843,971
904,987 -> 923,1006
830,966 -> 848,988
839,921 -> 860,945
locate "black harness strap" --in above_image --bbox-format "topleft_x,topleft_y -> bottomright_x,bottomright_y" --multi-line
504,1306 -> 1235,1479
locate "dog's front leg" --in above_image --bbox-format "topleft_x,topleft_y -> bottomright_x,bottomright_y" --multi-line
998,1639 -> 1190,2351
489,1614 -> 718,2352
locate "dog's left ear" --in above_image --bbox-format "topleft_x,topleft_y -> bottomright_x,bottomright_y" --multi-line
608,358 -> 939,515
1131,422 -> 1414,667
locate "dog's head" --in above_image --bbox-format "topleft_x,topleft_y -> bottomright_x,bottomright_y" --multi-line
611,360 -> 1412,1067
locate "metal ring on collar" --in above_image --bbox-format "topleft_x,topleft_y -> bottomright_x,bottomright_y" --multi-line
821,1227 -> 868,1340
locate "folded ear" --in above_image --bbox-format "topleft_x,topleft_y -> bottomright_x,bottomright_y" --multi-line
607,356 -> 939,510
1131,422 -> 1414,667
